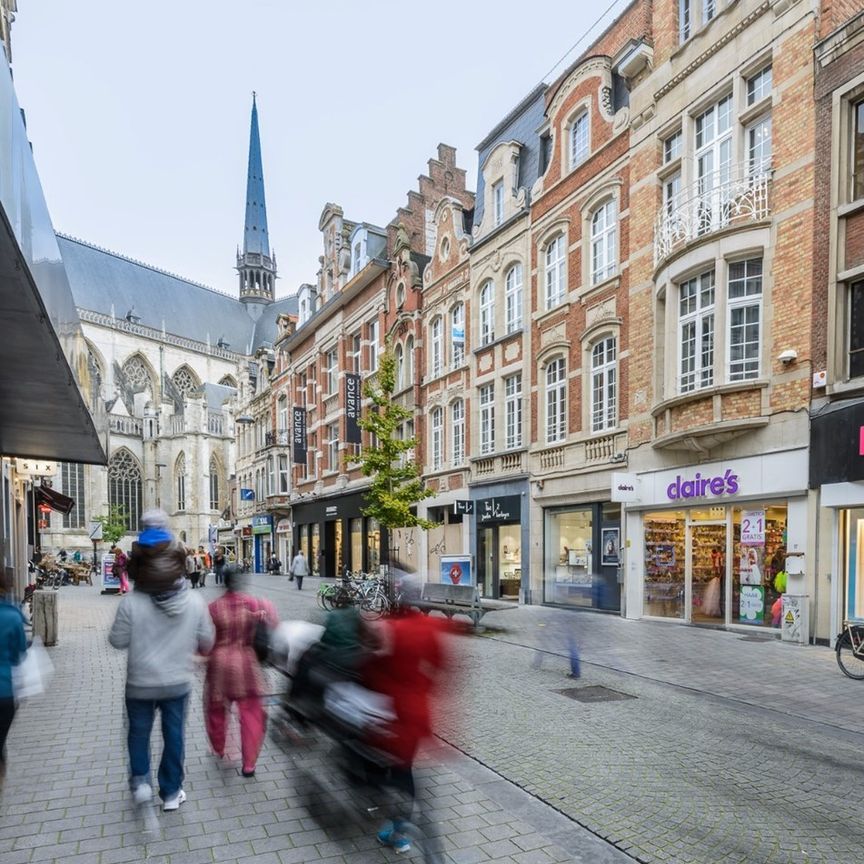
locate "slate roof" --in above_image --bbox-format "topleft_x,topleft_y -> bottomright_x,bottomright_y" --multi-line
56,234 -> 297,356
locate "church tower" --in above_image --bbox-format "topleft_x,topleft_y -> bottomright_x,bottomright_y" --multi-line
237,93 -> 276,307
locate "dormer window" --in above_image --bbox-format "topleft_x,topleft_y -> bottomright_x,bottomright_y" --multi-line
570,111 -> 589,169
492,180 -> 505,227
351,229 -> 369,276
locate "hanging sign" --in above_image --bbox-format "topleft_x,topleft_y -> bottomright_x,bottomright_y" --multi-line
740,509 -> 765,545
293,406 -> 307,465
345,373 -> 362,445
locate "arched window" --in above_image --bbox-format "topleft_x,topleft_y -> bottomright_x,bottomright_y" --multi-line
570,110 -> 589,169
591,337 -> 618,432
591,200 -> 617,285
175,453 -> 187,512
545,236 -> 565,309
479,281 -> 495,346
172,365 -> 199,397
395,343 -> 405,390
431,406 -> 444,471
209,454 -> 222,511
505,264 -> 523,333
451,399 -> 465,466
405,336 -> 414,386
451,304 -> 465,367
218,374 -> 237,388
430,317 -> 443,378
107,448 -> 142,532
122,355 -> 152,393
545,357 -> 567,444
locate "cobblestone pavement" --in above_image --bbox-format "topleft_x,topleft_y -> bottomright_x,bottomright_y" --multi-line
0,580 -> 626,864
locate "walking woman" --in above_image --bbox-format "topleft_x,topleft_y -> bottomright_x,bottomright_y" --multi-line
111,544 -> 130,595
213,546 -> 226,586
204,565 -> 277,777
0,570 -> 27,779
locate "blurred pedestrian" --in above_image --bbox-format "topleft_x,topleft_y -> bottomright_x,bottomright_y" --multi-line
204,564 -> 278,777
185,548 -> 200,589
290,548 -> 309,590
112,509 -> 214,811
197,546 -> 209,588
0,570 -> 27,778
111,544 -> 129,595
213,546 -> 226,586
531,614 -> 580,679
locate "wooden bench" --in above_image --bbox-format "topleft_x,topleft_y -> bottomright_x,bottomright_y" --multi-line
409,582 -> 516,628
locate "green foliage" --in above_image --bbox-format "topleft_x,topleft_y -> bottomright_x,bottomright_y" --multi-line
357,344 -> 435,531
95,505 -> 129,545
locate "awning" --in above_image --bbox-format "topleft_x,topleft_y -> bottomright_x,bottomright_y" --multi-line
35,483 -> 76,515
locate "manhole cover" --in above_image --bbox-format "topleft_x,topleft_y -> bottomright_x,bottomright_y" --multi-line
556,685 -> 636,703
738,635 -> 775,643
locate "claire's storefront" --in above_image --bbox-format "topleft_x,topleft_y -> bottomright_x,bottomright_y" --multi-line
624,450 -> 810,630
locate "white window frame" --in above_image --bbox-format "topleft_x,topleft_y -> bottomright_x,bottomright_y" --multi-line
727,258 -> 763,382
492,179 -> 505,226
368,320 -> 379,372
268,455 -> 276,495
278,454 -> 289,493
746,113 -> 772,179
746,65 -> 772,106
278,395 -> 288,433
351,333 -> 362,374
176,456 -> 186,512
430,317 -> 443,378
591,200 -> 617,285
678,269 -> 716,393
451,399 -> 465,466
664,131 -> 683,164
479,281 -> 495,346
664,171 -> 682,218
591,337 -> 618,433
545,358 -> 567,444
327,423 -> 339,473
405,335 -> 414,386
695,94 -> 733,233
703,0 -> 716,24
326,348 -> 338,395
479,383 -> 495,455
570,111 -> 589,169
431,406 -> 444,471
679,0 -> 691,42
545,235 -> 566,309
505,264 -> 523,333
395,343 -> 405,391
451,304 -> 465,368
504,374 -> 522,450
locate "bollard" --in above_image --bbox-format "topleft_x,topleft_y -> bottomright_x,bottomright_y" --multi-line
31,589 -> 58,646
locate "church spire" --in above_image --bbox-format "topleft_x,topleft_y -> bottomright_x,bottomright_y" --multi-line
237,92 -> 276,307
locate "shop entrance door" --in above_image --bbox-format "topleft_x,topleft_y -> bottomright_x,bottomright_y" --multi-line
478,527 -> 497,598
689,518 -> 727,625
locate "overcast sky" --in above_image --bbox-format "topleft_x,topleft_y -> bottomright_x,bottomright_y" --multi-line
13,0 -> 631,297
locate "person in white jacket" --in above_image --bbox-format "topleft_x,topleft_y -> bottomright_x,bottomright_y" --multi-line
289,549 -> 309,590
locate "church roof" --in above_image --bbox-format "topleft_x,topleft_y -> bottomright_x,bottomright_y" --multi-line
244,93 -> 270,258
56,234 -> 296,355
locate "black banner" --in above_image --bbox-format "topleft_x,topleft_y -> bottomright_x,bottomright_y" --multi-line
345,372 -> 362,445
292,407 -> 307,465
810,398 -> 864,487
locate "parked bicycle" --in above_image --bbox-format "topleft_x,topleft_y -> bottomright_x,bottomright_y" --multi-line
836,620 -> 864,679
315,570 -> 392,619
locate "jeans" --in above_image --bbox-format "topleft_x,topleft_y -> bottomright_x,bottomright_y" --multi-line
126,694 -> 188,800
0,697 -> 15,764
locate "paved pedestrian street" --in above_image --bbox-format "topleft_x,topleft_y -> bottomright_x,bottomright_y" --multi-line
2,578 -> 863,864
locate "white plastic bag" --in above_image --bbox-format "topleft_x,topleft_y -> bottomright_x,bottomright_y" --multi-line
12,636 -> 54,699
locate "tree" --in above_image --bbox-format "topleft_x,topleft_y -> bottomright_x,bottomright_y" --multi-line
357,343 -> 435,554
94,505 -> 129,546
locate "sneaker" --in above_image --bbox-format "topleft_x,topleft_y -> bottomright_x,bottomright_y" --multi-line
162,789 -> 186,811
377,823 -> 395,846
132,783 -> 152,805
392,835 -> 412,854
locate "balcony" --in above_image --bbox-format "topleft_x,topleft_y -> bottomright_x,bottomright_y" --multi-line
471,450 -> 526,481
654,166 -> 771,267
109,416 -> 142,437
264,430 -> 289,448
535,432 -> 626,475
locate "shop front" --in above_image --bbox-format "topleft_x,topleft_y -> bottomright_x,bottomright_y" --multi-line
810,399 -> 864,639
291,490 -> 383,581
252,514 -> 272,572
275,517 -> 292,566
625,450 -> 809,630
543,502 -> 622,611
470,481 -> 529,601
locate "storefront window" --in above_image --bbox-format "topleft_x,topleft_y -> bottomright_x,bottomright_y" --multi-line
300,526 -> 309,564
311,524 -> 320,576
499,523 -> 521,598
732,504 -> 786,628
367,518 -> 380,571
334,520 -> 343,578
545,508 -> 593,606
844,509 -> 864,621
644,511 -> 686,619
350,518 -> 363,573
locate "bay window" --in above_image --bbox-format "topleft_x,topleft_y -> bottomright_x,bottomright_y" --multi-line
696,95 -> 733,233
728,258 -> 762,381
679,269 -> 715,393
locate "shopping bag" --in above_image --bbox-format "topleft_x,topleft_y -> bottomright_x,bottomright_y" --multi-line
12,636 -> 54,699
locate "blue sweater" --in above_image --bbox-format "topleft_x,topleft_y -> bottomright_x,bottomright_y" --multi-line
0,599 -> 26,699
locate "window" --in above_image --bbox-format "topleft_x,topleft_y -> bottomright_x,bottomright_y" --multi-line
278,454 -> 289,494
395,343 -> 405,390
309,432 -> 318,479
172,365 -> 198,397
351,333 -> 362,374
479,384 -> 495,455
855,102 -> 864,201
664,172 -> 682,218
368,320 -> 379,372
479,281 -> 495,346
545,358 -> 567,443
61,463 -> 85,529
108,449 -> 141,532
591,200 -> 617,285
505,264 -> 523,333
452,399 -> 465,466
255,468 -> 263,501
696,95 -> 733,232
451,304 -> 465,368
747,66 -> 772,105
679,269 -> 715,393
591,338 -> 617,432
679,0 -> 691,42
430,317 -> 443,377
703,0 -> 716,23
353,241 -> 362,276
431,407 -> 444,470
570,111 -> 589,168
504,374 -> 522,450
278,395 -> 288,434
545,235 -> 566,308
209,454 -> 221,510
747,115 -> 772,178
175,454 -> 186,511
405,336 -> 414,386
728,258 -> 763,381
664,131 -> 682,164
298,372 -> 308,407
492,180 -> 505,226
326,348 -> 338,395
268,455 -> 276,495
850,282 -> 864,378
327,423 -> 339,472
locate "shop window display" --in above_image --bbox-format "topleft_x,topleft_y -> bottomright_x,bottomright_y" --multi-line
367,518 -> 381,571
311,523 -> 320,576
350,518 -> 363,572
843,509 -> 864,621
644,511 -> 686,619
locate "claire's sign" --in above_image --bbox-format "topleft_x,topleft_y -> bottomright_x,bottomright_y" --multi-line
666,469 -> 739,501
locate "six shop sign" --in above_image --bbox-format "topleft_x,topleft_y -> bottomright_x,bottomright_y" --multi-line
666,469 -> 739,501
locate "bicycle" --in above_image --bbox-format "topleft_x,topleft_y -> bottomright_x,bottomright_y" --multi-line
835,620 -> 864,679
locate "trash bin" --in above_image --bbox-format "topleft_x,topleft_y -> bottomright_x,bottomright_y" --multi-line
781,594 -> 808,644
